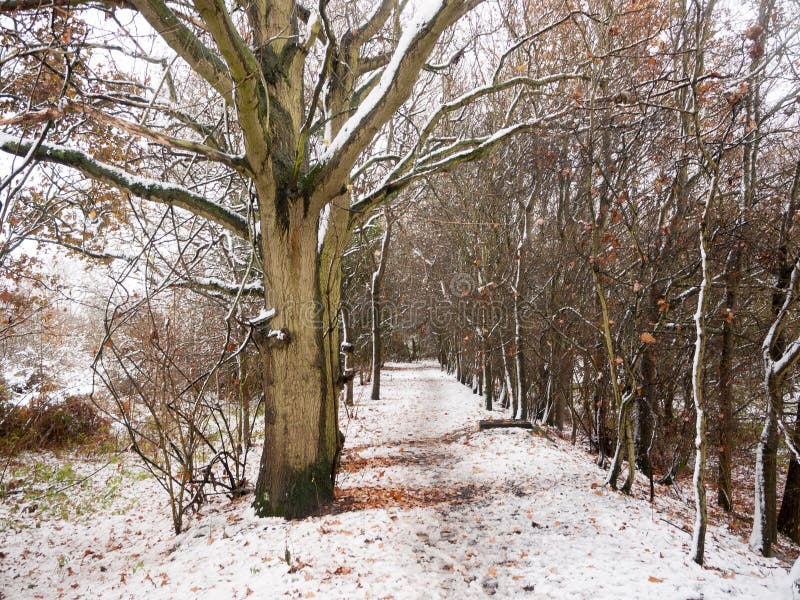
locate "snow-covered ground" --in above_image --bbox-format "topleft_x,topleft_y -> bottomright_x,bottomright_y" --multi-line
0,362 -> 793,599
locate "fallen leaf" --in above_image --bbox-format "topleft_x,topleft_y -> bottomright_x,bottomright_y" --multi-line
648,576 -> 663,583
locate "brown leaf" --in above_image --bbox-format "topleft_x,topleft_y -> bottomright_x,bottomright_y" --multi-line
648,576 -> 663,583
640,332 -> 657,344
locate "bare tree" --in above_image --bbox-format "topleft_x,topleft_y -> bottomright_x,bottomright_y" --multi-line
0,0 -> 586,517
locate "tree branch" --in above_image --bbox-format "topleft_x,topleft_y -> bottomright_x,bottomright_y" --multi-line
348,0 -> 396,47
60,104 -> 249,174
172,275 -> 264,296
0,0 -> 127,10
0,133 -> 249,237
308,0 -> 484,208
191,0 -> 272,179
129,0 -> 235,104
351,110 -> 569,217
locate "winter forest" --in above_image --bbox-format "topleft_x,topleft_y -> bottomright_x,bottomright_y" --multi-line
1,0 -> 800,597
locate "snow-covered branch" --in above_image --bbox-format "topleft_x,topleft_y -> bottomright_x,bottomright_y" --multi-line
308,0 -> 484,208
174,276 -> 264,297
763,256 -> 800,372
350,108 -> 571,216
0,133 -> 249,237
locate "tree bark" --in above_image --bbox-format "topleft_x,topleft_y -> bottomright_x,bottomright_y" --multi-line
253,212 -> 337,518
752,370 -> 781,555
778,398 -> 800,543
370,210 -> 392,401
717,250 -> 738,511
484,359 -> 493,411
636,319 -> 656,477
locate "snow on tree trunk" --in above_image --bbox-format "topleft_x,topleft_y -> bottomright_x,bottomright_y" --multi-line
750,369 -> 781,556
689,214 -> 709,565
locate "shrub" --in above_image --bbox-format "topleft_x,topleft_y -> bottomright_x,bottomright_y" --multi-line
0,395 -> 111,454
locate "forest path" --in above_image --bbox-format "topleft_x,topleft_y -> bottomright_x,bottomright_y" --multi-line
327,362 -> 789,599
336,362 -> 495,512
0,363 -> 790,599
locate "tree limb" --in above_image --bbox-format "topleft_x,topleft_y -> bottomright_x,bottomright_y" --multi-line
308,0 -> 484,208
0,133 -> 249,237
351,110 -> 568,217
129,0 -> 235,104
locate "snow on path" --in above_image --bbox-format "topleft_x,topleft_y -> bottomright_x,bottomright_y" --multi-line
0,362 -> 793,599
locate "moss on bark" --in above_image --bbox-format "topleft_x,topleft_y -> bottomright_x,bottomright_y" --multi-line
252,459 -> 334,519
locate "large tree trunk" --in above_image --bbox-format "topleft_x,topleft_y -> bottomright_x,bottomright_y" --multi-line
253,212 -> 338,518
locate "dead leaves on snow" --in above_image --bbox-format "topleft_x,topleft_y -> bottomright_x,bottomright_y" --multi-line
328,483 -> 489,513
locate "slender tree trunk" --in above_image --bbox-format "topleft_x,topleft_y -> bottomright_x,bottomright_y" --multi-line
717,249 -> 739,511
636,323 -> 656,477
501,338 -> 513,410
606,392 -> 634,491
370,211 -> 392,401
595,368 -> 608,467
689,172 -> 716,565
752,370 -> 781,555
484,358 -> 493,411
340,307 -> 354,407
476,354 -> 483,395
752,244 -> 796,556
513,300 -> 526,419
778,399 -> 800,543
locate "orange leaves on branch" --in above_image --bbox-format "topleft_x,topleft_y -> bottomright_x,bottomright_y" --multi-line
639,332 -> 657,344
